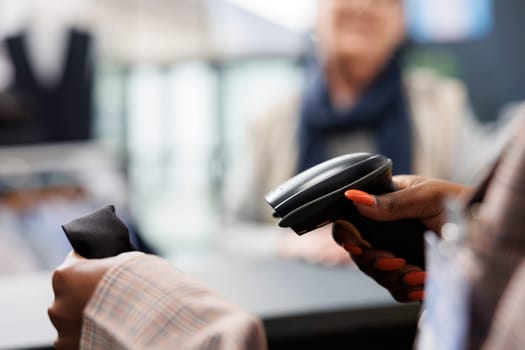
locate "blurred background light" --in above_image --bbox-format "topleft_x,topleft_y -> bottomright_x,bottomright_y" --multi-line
406,0 -> 493,43
225,0 -> 315,33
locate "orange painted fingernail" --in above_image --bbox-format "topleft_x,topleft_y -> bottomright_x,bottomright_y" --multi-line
374,257 -> 405,271
343,243 -> 362,256
344,190 -> 376,206
404,272 -> 427,286
408,290 -> 425,301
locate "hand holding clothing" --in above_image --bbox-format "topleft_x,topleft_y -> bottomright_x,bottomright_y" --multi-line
48,251 -> 142,350
48,252 -> 266,350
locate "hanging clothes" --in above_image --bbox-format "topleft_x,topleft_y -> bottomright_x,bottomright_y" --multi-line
0,28 -> 93,145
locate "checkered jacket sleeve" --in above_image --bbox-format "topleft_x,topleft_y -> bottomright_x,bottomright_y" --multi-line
79,254 -> 267,350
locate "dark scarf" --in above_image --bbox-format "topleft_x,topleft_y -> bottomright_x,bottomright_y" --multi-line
297,52 -> 412,175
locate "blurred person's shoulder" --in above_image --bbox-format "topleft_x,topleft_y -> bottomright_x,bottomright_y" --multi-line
248,92 -> 302,140
404,68 -> 469,107
497,99 -> 525,130
404,68 -> 471,180
229,92 -> 302,224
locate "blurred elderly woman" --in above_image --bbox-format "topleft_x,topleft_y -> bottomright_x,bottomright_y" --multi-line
226,0 -> 515,265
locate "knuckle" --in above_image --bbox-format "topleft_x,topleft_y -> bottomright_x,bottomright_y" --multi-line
48,309 -> 60,329
382,193 -> 399,213
47,306 -> 55,320
51,269 -> 64,288
47,306 -> 62,327
51,268 -> 70,296
48,304 -> 69,330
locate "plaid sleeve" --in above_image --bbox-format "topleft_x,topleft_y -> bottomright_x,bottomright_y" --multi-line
80,254 -> 267,350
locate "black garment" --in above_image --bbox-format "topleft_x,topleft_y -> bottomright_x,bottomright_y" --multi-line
297,52 -> 412,175
62,205 -> 136,259
0,28 -> 93,145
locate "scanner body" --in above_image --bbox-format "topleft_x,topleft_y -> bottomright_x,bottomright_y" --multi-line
265,153 -> 426,268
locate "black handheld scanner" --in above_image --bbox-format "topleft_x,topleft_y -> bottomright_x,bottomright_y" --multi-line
265,153 -> 426,268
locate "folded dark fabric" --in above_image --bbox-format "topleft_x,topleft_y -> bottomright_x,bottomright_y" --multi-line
62,205 -> 135,259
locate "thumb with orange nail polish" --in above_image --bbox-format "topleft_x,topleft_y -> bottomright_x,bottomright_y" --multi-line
345,189 -> 376,207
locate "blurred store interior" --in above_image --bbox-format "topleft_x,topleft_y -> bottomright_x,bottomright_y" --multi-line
0,0 -> 524,349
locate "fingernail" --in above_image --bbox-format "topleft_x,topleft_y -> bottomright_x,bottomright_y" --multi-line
343,243 -> 362,256
404,272 -> 427,286
344,190 -> 376,207
374,257 -> 405,271
408,290 -> 425,301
